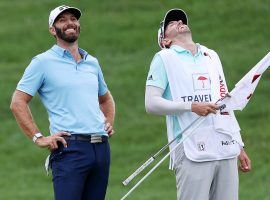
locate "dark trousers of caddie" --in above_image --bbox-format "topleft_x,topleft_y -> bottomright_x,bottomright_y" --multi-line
50,135 -> 110,200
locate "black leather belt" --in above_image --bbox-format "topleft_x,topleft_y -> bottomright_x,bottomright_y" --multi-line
63,134 -> 108,143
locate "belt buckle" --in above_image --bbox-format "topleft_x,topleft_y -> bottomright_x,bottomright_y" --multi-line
90,136 -> 102,143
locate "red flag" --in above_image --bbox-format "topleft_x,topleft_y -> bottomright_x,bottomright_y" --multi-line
220,52 -> 270,111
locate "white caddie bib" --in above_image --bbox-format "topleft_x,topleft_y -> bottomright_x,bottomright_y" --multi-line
158,46 -> 243,165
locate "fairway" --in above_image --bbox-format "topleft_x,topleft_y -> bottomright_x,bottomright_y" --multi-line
1,0 -> 270,199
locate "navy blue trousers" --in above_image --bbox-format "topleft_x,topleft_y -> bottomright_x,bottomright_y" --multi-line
50,140 -> 110,200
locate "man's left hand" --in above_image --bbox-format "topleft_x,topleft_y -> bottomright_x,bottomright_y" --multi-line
238,148 -> 251,172
105,122 -> 114,137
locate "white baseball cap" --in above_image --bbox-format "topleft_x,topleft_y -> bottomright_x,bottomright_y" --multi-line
49,5 -> 81,27
157,28 -> 164,49
158,8 -> 188,49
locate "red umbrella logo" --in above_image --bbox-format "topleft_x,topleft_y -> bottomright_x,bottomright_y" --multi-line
198,76 -> 207,88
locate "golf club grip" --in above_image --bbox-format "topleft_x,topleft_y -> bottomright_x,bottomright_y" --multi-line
122,157 -> 155,186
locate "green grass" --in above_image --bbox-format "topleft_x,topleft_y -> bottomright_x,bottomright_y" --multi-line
1,0 -> 270,199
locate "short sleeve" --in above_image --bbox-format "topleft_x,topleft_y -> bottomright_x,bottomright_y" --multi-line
97,63 -> 108,96
146,54 -> 168,90
17,57 -> 45,96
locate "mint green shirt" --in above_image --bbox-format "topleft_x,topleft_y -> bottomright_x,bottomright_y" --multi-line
146,44 -> 204,138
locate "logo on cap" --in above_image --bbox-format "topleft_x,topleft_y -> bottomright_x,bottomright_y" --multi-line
59,5 -> 69,11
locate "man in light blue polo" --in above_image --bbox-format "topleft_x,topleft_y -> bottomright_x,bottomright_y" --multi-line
10,5 -> 115,200
145,8 -> 251,200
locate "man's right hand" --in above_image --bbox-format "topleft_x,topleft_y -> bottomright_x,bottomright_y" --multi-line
35,132 -> 71,150
191,102 -> 219,116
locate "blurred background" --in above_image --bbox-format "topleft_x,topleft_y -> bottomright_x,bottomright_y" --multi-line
0,0 -> 270,199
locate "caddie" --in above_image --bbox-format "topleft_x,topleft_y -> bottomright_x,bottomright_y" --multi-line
145,8 -> 251,200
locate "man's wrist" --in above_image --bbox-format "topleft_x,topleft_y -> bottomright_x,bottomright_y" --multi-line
32,133 -> 44,143
186,102 -> 192,111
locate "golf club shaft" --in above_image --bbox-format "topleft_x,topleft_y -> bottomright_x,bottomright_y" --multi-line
122,157 -> 154,186
120,116 -> 206,200
122,116 -> 203,186
122,93 -> 230,186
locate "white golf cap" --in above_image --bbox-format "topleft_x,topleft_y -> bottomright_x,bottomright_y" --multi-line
49,5 -> 81,27
157,28 -> 164,49
158,8 -> 188,49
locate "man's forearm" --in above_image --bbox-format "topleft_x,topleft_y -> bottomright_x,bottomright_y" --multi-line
10,92 -> 40,140
99,92 -> 115,125
145,86 -> 191,115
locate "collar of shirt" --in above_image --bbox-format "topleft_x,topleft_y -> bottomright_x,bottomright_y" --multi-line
51,44 -> 89,60
170,43 -> 203,58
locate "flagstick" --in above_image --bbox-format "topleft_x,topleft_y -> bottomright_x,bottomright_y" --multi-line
120,116 -> 206,200
122,116 -> 203,186
120,148 -> 172,200
122,93 -> 230,187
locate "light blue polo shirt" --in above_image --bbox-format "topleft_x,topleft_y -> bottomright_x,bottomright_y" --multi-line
146,44 -> 204,138
17,45 -> 108,136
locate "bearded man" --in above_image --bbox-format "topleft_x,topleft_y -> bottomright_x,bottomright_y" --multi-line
10,5 -> 115,200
